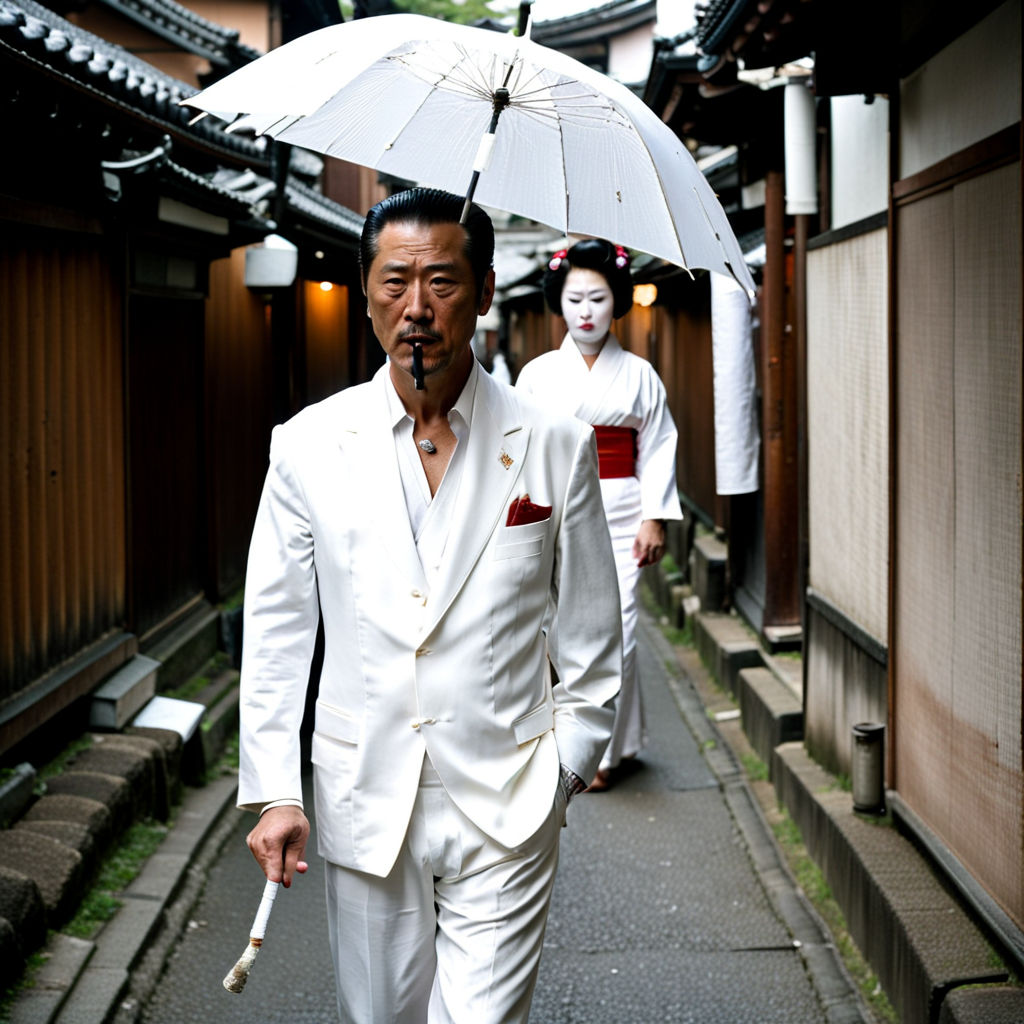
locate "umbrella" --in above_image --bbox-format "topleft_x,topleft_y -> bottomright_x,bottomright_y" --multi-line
183,14 -> 754,294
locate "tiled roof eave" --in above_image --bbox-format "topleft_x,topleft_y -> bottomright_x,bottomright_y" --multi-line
0,0 -> 269,167
95,0 -> 262,68
285,179 -> 363,241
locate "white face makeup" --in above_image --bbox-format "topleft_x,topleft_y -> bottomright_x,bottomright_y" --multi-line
560,268 -> 614,350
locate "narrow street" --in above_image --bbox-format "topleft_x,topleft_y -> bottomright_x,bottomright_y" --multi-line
138,613 -> 861,1024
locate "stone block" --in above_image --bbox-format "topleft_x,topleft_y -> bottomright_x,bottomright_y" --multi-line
22,794 -> 112,852
127,723 -> 186,806
88,655 -> 160,731
94,733 -> 171,821
0,830 -> 83,927
772,743 -> 1008,1024
737,666 -> 804,770
938,986 -> 1024,1023
693,612 -> 763,697
691,533 -> 726,611
14,820 -> 97,881
63,739 -> 157,822
44,771 -> 133,836
0,865 -> 45,956
0,915 -> 19,990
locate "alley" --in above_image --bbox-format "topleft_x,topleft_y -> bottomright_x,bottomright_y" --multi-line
137,613 -> 862,1024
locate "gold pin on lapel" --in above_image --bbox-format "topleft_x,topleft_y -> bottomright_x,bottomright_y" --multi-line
499,449 -> 514,469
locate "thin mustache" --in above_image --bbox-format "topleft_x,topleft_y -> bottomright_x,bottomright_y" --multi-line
400,329 -> 442,343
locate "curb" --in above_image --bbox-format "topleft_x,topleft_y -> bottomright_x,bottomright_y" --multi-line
640,612 -> 872,1024
9,774 -> 241,1024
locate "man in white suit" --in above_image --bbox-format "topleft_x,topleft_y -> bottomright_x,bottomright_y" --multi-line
238,188 -> 622,1023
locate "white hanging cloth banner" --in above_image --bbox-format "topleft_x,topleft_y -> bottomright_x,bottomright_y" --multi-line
711,272 -> 760,495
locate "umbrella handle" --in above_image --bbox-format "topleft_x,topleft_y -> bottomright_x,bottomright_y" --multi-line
460,88 -> 510,223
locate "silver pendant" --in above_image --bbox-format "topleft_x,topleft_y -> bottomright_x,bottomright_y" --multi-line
417,439 -> 437,454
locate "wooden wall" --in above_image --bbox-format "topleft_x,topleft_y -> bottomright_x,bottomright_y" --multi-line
1,227 -> 126,698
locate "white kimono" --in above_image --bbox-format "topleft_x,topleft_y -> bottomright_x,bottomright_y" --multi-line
516,335 -> 683,769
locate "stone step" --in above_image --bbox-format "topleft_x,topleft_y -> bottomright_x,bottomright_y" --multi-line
690,532 -> 727,612
88,656 -> 160,732
773,742 -> 1010,1024
693,612 -> 764,698
737,666 -> 803,772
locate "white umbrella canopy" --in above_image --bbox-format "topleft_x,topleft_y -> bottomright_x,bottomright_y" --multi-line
184,14 -> 754,295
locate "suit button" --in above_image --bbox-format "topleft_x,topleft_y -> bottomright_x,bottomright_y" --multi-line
411,720 -> 420,730
415,647 -> 432,657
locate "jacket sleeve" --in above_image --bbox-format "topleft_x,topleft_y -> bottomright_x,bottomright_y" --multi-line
546,425 -> 622,783
236,424 -> 319,814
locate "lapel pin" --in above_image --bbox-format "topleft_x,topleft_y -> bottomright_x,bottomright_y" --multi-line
499,449 -> 514,469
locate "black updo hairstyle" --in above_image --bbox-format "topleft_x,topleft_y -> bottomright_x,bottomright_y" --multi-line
541,238 -> 633,321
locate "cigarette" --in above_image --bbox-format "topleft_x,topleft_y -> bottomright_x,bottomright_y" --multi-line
412,341 -> 425,390
222,879 -> 279,993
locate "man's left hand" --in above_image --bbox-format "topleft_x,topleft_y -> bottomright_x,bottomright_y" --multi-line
632,519 -> 666,568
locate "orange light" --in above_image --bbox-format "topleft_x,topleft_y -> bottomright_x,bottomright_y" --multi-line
319,281 -> 333,292
632,283 -> 657,307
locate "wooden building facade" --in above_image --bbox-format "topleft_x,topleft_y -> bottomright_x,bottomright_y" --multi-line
0,0 -> 369,762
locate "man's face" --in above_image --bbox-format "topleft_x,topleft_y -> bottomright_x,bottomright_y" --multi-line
364,220 -> 494,387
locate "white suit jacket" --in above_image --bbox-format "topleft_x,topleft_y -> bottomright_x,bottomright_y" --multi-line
238,362 -> 622,878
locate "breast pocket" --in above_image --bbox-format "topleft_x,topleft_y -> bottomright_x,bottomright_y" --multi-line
493,521 -> 548,560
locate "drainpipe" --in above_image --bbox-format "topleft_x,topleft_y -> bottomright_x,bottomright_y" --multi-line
784,76 -> 817,648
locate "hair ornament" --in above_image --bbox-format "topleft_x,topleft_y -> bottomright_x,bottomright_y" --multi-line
614,245 -> 630,269
548,249 -> 568,271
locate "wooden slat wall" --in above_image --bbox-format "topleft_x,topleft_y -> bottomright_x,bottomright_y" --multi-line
205,249 -> 275,599
1,228 -> 125,697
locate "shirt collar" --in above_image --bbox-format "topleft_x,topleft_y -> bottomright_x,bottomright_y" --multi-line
384,357 -> 480,430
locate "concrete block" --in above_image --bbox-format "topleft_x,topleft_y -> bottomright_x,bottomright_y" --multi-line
7,932 -> 94,1024
737,666 -> 803,770
144,603 -> 220,691
52,964 -> 128,1024
199,683 -> 240,781
130,696 -> 203,742
772,743 -> 1008,1024
693,613 -> 763,697
89,893 -> 165,971
89,655 -> 160,731
691,533 -> 727,611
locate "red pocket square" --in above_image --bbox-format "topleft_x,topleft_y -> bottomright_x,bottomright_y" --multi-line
506,494 -> 552,527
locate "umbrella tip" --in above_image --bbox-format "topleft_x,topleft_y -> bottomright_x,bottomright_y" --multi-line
516,2 -> 533,38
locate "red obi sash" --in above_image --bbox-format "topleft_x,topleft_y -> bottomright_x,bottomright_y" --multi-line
592,425 -> 637,479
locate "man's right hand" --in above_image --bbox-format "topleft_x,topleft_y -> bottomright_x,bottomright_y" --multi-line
246,805 -> 310,888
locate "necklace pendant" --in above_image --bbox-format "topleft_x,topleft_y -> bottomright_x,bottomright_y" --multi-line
417,439 -> 437,454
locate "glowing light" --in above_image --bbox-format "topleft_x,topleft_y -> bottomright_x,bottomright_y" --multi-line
319,281 -> 333,292
632,283 -> 657,307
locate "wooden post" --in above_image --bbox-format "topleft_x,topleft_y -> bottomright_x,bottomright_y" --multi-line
760,169 -> 801,631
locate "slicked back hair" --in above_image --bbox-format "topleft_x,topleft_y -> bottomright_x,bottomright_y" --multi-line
360,188 -> 495,303
542,238 -> 633,321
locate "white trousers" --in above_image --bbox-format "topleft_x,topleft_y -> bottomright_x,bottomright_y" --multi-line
324,757 -> 564,1024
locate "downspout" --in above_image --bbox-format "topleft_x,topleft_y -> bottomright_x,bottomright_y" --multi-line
784,76 -> 817,649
